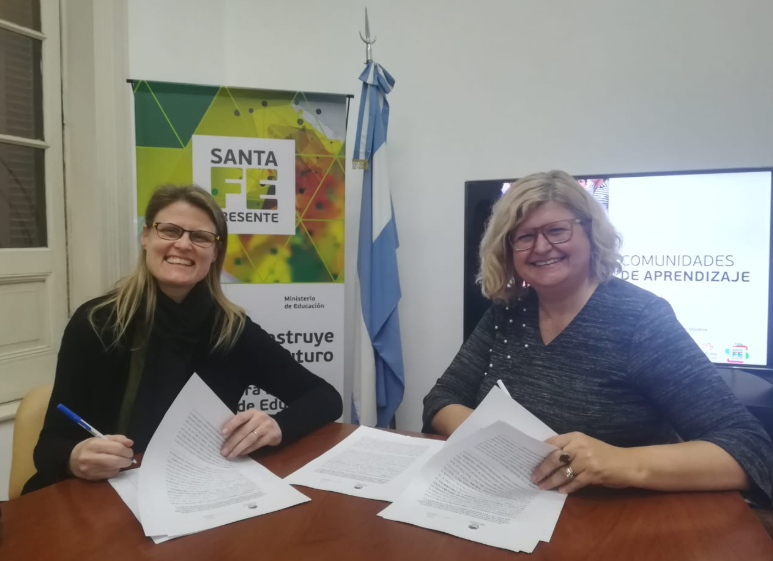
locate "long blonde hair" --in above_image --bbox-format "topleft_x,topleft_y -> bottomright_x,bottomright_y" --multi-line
478,170 -> 622,302
88,185 -> 245,351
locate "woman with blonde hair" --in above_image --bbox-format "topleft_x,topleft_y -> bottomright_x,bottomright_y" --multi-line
24,185 -> 342,493
423,170 -> 773,501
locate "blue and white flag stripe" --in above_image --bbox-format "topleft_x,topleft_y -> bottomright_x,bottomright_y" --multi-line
353,62 -> 394,165
353,62 -> 404,428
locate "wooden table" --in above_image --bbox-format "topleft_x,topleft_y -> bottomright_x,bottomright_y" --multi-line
2,423 -> 772,561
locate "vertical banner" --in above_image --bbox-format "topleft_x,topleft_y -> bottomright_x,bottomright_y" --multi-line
133,81 -> 347,413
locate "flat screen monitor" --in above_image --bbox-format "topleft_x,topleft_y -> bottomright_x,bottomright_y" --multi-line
464,168 -> 773,370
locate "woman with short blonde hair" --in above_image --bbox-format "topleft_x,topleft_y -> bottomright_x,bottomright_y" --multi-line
423,171 -> 773,502
478,170 -> 622,303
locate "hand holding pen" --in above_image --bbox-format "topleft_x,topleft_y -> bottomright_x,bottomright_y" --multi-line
57,404 -> 137,481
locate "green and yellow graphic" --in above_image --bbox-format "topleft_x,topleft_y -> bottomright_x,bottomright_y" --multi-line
133,80 -> 347,284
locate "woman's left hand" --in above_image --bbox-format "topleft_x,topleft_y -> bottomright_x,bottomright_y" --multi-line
531,432 -> 639,494
220,410 -> 282,459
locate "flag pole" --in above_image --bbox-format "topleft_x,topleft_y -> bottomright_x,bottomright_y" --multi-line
359,8 -> 377,64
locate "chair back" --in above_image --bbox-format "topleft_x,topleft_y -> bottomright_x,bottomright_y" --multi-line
8,384 -> 53,499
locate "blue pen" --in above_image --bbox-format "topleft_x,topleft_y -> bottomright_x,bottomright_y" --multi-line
57,404 -> 137,465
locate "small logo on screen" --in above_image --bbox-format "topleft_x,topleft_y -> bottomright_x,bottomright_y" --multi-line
725,344 -> 749,364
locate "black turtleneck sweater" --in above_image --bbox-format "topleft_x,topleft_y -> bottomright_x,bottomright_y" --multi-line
23,285 -> 343,494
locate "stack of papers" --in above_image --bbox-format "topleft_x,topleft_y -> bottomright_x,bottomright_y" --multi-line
108,374 -> 566,553
286,385 -> 567,554
380,387 -> 567,554
109,374 -> 309,543
378,421 -> 565,553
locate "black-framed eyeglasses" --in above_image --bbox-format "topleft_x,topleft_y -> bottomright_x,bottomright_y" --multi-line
152,222 -> 220,248
508,219 -> 584,251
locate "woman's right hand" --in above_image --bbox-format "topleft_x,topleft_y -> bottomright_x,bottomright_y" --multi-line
68,435 -> 135,480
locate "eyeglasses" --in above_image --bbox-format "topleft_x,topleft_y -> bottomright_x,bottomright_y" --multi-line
152,222 -> 220,248
508,219 -> 584,251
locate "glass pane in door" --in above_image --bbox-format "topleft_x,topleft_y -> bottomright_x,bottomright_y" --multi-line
0,0 -> 41,31
0,27 -> 43,139
0,142 -> 46,248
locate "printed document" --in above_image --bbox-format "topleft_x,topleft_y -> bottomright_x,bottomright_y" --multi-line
109,373 -> 309,540
285,426 -> 444,501
378,420 -> 567,554
448,384 -> 557,445
108,469 -> 179,544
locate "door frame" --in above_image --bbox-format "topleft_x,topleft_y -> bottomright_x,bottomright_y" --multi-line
61,0 -> 135,313
0,0 -> 133,420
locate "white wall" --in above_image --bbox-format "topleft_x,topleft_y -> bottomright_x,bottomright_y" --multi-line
128,0 -> 773,432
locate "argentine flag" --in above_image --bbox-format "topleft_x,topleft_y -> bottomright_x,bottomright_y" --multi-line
352,61 -> 405,428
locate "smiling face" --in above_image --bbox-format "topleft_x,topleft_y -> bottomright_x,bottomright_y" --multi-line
140,201 -> 219,302
511,201 -> 592,296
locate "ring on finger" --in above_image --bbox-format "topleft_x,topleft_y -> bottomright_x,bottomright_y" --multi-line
564,465 -> 575,480
252,429 -> 259,439
559,452 -> 571,465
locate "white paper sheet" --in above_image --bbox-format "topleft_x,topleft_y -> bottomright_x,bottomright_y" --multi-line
108,469 -> 180,544
447,385 -> 557,446
137,374 -> 310,537
378,421 -> 567,554
285,426 -> 444,501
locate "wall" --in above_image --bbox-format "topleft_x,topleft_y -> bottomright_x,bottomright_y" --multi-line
128,0 -> 773,432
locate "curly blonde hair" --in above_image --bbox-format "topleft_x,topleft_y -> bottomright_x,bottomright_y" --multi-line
478,170 -> 622,302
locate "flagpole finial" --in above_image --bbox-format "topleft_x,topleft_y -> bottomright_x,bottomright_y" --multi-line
359,8 -> 377,63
